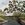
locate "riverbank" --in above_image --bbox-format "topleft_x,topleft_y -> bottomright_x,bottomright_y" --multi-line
0,17 -> 8,25
21,20 -> 25,23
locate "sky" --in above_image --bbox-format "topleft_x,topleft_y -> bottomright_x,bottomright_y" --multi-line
0,0 -> 25,11
0,0 -> 9,8
0,0 -> 10,11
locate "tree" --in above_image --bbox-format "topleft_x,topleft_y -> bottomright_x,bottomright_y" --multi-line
4,8 -> 8,11
8,1 -> 13,13
18,1 -> 23,8
12,0 -> 16,4
23,1 -> 25,8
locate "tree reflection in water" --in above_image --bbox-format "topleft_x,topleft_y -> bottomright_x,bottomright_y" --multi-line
17,18 -> 23,25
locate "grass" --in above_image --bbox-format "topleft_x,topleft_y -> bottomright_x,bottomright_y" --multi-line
0,17 -> 4,22
0,16 -> 8,20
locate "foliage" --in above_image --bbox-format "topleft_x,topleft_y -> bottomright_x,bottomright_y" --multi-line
13,11 -> 25,20
4,8 -> 8,11
13,11 -> 21,17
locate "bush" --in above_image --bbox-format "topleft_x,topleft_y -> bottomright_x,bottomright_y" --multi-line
13,12 -> 21,17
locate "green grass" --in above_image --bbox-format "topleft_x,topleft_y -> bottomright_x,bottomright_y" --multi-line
0,16 -> 8,20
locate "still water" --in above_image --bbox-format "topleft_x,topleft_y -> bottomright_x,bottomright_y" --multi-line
3,20 -> 20,25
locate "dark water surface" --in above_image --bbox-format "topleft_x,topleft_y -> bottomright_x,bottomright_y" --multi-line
3,20 -> 20,25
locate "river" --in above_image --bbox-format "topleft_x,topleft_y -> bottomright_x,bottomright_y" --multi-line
3,19 -> 20,25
